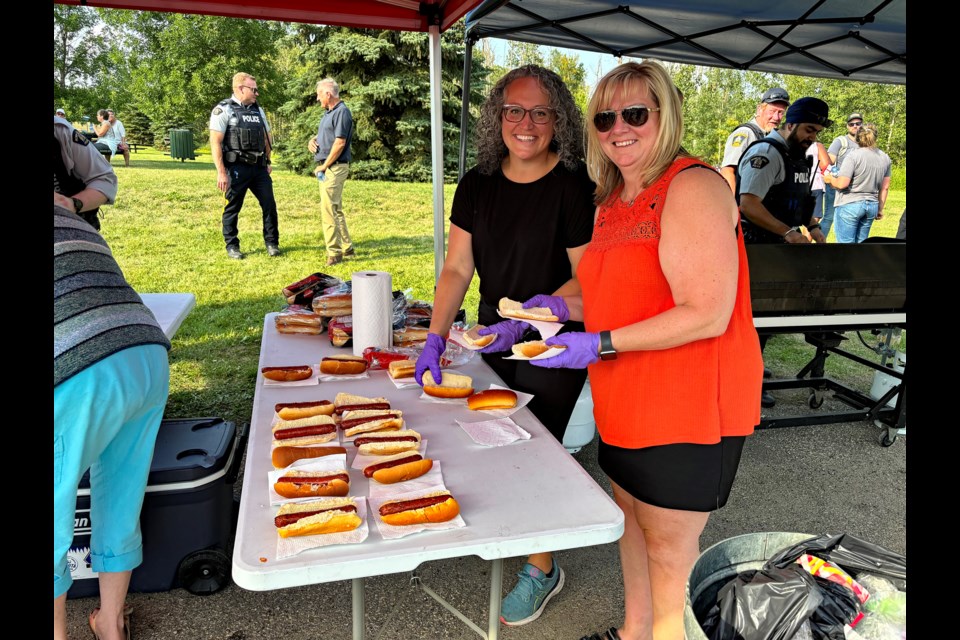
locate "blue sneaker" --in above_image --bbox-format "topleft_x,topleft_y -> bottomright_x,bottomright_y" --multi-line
500,561 -> 565,626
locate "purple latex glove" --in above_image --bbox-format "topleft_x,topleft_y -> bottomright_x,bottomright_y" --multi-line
522,294 -> 570,323
529,332 -> 600,369
476,319 -> 531,353
415,332 -> 446,386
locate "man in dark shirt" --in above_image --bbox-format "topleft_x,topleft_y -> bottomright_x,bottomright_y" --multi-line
308,78 -> 354,266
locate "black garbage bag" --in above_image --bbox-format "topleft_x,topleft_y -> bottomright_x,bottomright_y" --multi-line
701,565 -> 823,640
766,533 -> 906,589
701,565 -> 864,640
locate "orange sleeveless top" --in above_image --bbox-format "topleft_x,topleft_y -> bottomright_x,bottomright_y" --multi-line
578,157 -> 762,448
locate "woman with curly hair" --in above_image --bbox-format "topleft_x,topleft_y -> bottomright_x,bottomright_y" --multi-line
831,122 -> 892,243
527,61 -> 762,640
415,65 -> 595,626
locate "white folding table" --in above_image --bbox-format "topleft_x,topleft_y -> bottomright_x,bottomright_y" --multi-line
232,314 -> 624,639
139,292 -> 197,340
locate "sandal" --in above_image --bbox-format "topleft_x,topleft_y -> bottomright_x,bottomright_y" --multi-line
579,628 -> 621,640
88,605 -> 133,640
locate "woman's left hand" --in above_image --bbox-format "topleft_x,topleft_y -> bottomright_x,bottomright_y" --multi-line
529,332 -> 600,369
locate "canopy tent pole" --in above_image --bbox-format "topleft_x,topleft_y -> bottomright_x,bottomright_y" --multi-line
428,22 -> 446,284
458,34 -> 474,181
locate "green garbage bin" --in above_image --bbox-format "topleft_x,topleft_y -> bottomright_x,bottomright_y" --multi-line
169,128 -> 196,162
684,531 -> 813,639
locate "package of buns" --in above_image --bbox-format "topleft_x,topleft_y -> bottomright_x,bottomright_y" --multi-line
393,326 -> 430,346
275,305 -> 324,335
328,315 -> 353,348
313,291 -> 353,317
283,272 -> 343,306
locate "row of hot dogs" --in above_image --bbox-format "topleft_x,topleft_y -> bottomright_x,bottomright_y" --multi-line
267,392 -> 460,539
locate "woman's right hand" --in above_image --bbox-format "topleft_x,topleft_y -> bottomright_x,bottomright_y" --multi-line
522,294 -> 570,322
477,319 -> 530,353
414,333 -> 447,386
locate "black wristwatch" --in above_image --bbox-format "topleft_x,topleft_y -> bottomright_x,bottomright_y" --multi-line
71,197 -> 84,214
599,330 -> 617,361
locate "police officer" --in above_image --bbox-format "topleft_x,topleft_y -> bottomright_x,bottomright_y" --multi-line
54,114 -> 118,231
736,97 -> 831,246
210,72 -> 281,259
735,96 -> 832,408
719,87 -> 791,194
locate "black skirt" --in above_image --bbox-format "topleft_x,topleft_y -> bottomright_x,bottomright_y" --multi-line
598,436 -> 747,512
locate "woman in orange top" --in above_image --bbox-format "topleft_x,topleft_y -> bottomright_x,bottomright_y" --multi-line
529,62 -> 763,640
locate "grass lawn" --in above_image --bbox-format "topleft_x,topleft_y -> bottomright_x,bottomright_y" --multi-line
99,149 -> 906,426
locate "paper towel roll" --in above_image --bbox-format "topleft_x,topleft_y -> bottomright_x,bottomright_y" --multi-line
352,271 -> 393,356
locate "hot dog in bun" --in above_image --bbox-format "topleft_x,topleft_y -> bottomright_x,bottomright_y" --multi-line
319,355 -> 368,376
378,490 -> 460,525
272,414 -> 338,447
275,498 -> 361,538
362,452 -> 434,484
334,393 -> 391,415
273,470 -> 350,499
341,410 -> 404,438
262,365 -> 314,382
467,389 -> 518,411
421,371 -> 474,399
354,429 -> 422,456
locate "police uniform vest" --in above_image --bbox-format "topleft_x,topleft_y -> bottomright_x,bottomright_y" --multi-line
734,120 -> 766,140
53,136 -> 101,230
735,137 -> 814,244
220,99 -> 267,166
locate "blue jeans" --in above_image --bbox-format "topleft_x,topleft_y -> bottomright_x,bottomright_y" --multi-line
834,200 -> 879,243
822,183 -> 837,237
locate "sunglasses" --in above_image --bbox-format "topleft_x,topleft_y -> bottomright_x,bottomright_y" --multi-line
593,105 -> 660,132
848,121 -> 862,127
502,104 -> 555,125
242,85 -> 260,94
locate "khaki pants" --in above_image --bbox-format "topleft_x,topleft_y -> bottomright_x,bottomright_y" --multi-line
320,163 -> 352,257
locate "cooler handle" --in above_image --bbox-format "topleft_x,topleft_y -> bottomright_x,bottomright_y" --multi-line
224,421 -> 249,485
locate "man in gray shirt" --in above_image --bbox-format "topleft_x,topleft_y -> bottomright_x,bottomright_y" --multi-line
308,78 -> 354,266
719,87 -> 790,193
822,112 -> 863,237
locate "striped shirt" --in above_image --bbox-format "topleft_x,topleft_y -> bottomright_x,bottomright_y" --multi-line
54,207 -> 170,386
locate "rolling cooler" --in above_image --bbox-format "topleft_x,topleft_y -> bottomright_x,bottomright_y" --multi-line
67,417 -> 247,598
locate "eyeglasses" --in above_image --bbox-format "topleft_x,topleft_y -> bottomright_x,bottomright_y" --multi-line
848,121 -> 862,127
241,85 -> 260,94
502,104 -> 555,124
593,105 -> 660,133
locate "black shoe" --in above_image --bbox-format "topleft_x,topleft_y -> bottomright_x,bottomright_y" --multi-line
761,390 -> 776,408
326,255 -> 342,266
226,247 -> 244,260
764,367 -> 773,379
266,244 -> 281,257
343,247 -> 355,257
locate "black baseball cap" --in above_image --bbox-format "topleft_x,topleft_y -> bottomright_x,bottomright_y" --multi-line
762,87 -> 790,105
785,97 -> 833,127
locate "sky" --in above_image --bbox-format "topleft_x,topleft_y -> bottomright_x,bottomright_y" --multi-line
486,37 -> 621,90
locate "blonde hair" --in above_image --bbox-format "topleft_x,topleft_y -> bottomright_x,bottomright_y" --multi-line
232,72 -> 255,90
855,122 -> 879,148
585,61 -> 693,205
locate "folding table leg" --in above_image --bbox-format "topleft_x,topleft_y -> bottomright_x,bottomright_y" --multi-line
352,577 -> 365,640
487,558 -> 503,640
